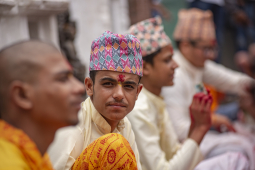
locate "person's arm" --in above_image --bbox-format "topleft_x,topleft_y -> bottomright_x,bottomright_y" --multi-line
162,73 -> 193,142
203,60 -> 253,96
127,108 -> 202,170
123,118 -> 142,170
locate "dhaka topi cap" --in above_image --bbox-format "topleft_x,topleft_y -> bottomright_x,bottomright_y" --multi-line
89,31 -> 143,76
128,16 -> 172,57
174,8 -> 216,42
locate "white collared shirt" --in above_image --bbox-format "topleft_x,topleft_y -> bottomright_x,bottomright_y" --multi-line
48,97 -> 142,170
127,88 -> 202,170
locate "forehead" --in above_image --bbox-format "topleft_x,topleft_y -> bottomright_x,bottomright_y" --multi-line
38,52 -> 70,73
196,39 -> 216,46
96,70 -> 140,81
156,45 -> 173,59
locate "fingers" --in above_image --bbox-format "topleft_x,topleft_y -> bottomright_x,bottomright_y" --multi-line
227,124 -> 237,132
204,98 -> 212,112
190,93 -> 204,112
224,121 -> 237,132
197,93 -> 213,113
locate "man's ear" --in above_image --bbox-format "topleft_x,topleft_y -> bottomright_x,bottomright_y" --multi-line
143,61 -> 152,76
136,84 -> 143,100
85,77 -> 94,97
10,81 -> 33,110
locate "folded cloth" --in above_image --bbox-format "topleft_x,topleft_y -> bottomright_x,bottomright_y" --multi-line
72,133 -> 137,170
195,152 -> 249,170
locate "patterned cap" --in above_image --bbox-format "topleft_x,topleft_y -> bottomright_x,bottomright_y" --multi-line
174,8 -> 216,41
128,16 -> 172,57
89,31 -> 143,76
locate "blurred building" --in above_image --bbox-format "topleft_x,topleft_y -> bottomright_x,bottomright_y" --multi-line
0,0 -> 132,77
69,0 -> 130,77
0,0 -> 69,49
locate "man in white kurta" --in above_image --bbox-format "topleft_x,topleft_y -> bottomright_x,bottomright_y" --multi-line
48,31 -> 144,170
162,9 -> 255,169
128,88 -> 203,170
162,50 -> 251,141
127,16 -> 216,170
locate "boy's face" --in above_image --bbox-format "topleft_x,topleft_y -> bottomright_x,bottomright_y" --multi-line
85,71 -> 143,124
144,44 -> 179,87
185,39 -> 217,67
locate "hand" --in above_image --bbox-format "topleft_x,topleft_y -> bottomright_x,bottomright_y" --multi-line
211,114 -> 236,132
188,93 -> 212,145
189,93 -> 212,129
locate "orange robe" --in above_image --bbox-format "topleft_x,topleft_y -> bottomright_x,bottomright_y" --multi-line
0,120 -> 53,170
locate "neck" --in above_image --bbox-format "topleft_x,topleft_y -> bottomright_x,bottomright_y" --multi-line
4,112 -> 56,156
141,77 -> 161,96
108,120 -> 119,132
101,115 -> 119,132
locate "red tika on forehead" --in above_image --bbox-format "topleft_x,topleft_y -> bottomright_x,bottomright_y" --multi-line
118,74 -> 125,83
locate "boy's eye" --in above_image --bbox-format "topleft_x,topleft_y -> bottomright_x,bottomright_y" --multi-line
124,85 -> 135,89
103,82 -> 113,86
164,58 -> 171,63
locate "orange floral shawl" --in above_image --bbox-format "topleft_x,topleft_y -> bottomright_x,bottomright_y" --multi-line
72,133 -> 138,170
0,120 -> 53,170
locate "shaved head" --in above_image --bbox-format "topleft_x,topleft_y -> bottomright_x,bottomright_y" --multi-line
0,40 -> 60,114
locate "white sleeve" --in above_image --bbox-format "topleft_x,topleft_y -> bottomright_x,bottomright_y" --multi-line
162,75 -> 192,142
47,126 -> 84,170
127,108 -> 202,170
203,60 -> 253,96
122,118 -> 142,170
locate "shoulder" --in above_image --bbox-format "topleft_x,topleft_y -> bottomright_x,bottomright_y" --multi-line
0,138 -> 30,169
133,90 -> 150,111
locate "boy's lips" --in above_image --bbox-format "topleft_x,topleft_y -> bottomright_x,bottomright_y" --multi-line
106,102 -> 127,108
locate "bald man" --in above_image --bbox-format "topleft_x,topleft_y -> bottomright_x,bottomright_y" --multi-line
0,40 -> 85,169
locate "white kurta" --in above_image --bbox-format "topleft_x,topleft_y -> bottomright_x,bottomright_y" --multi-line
47,97 -> 142,170
161,51 -> 255,169
127,88 -> 202,170
162,50 -> 252,142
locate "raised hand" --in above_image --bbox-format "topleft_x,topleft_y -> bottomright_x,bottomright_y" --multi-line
188,92 -> 213,145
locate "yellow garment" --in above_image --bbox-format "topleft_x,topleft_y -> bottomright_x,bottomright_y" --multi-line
72,133 -> 137,170
0,120 -> 53,170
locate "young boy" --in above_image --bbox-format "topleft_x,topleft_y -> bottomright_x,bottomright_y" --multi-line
48,31 -> 143,170
127,16 -> 212,170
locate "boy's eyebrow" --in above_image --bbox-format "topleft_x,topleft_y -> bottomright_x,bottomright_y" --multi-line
123,81 -> 138,86
99,77 -> 138,85
99,77 -> 117,82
